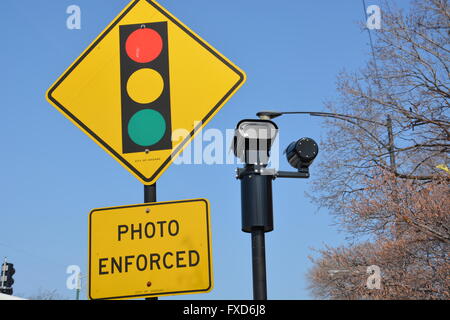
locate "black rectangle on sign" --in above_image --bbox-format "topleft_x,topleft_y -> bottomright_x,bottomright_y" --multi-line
119,21 -> 173,154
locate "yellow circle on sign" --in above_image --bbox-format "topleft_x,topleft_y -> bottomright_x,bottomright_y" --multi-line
127,68 -> 164,104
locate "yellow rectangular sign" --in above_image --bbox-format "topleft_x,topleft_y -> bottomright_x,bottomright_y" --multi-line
88,199 -> 213,300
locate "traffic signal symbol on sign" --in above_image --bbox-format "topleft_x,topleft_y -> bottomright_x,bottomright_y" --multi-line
120,22 -> 172,154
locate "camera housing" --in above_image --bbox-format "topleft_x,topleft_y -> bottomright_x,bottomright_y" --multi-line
233,119 -> 278,165
285,137 -> 318,170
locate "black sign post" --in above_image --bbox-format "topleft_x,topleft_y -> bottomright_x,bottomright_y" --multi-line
144,184 -> 158,301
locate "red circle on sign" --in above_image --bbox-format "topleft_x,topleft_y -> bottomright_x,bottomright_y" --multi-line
125,28 -> 163,63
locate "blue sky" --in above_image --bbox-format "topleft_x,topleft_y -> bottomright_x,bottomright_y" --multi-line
0,0 -> 399,300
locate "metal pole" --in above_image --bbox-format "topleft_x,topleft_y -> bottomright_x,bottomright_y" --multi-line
251,229 -> 267,300
238,165 -> 272,300
144,184 -> 157,203
75,272 -> 81,300
144,184 -> 158,301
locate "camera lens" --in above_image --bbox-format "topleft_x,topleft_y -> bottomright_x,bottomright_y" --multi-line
285,138 -> 318,169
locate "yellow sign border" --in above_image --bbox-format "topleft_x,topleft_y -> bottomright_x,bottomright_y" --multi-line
88,198 -> 213,300
46,0 -> 246,185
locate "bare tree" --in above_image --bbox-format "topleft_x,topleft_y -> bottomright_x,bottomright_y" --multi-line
308,173 -> 449,299
307,0 -> 449,299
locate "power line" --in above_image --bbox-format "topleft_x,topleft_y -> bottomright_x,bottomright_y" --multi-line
0,242 -> 70,270
362,0 -> 381,81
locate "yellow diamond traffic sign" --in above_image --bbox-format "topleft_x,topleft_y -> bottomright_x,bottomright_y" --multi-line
88,199 -> 212,300
46,0 -> 246,184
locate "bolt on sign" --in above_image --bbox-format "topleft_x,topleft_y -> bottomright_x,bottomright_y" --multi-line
46,0 -> 246,185
88,199 -> 212,300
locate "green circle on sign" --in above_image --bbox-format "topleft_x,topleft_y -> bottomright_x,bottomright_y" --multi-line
128,109 -> 166,147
